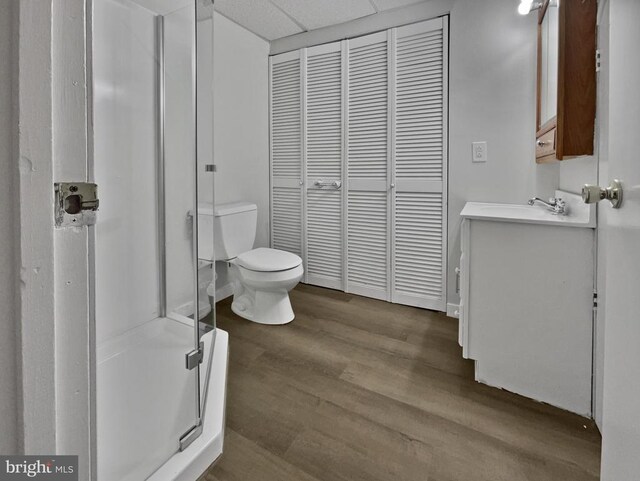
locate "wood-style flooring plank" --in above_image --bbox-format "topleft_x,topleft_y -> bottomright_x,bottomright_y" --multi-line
204,285 -> 601,481
200,429 -> 322,481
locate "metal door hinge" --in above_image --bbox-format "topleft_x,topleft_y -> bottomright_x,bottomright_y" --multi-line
593,290 -> 598,309
205,164 -> 216,173
595,49 -> 601,72
55,182 -> 99,227
185,341 -> 204,370
179,423 -> 203,451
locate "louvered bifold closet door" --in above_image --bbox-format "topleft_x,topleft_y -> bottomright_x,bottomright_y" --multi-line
346,31 -> 390,301
270,51 -> 303,257
391,18 -> 448,310
304,42 -> 344,289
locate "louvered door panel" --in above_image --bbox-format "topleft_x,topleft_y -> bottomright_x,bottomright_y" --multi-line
347,192 -> 388,299
272,187 -> 302,256
392,18 -> 447,310
394,192 -> 443,299
346,31 -> 390,299
269,20 -> 448,310
270,51 -> 303,257
307,190 -> 342,284
305,42 -> 343,289
348,33 -> 388,180
306,47 -> 342,178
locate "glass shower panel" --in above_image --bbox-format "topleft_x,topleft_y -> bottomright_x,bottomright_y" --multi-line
162,0 -> 203,449
93,0 -> 200,479
195,0 -> 217,433
196,2 -> 216,329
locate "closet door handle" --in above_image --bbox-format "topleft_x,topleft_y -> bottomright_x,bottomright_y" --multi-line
314,179 -> 342,189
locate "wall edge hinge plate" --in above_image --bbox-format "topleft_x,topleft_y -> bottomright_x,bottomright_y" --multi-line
185,341 -> 204,370
179,423 -> 203,452
595,49 -> 601,73
54,182 -> 99,227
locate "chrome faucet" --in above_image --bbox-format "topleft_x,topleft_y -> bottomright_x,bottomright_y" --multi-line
528,196 -> 566,215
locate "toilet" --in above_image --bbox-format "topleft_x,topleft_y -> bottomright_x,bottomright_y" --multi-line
197,202 -> 303,325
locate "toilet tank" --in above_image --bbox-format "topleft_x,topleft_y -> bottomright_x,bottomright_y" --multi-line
197,202 -> 257,261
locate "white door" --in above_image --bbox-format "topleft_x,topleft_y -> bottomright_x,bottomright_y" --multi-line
270,51 -> 303,258
305,41 -> 344,289
270,20 -> 448,311
345,30 -> 391,301
600,0 -> 640,478
391,18 -> 448,311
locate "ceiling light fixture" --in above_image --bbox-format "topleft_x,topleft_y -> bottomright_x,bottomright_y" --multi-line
518,0 -> 543,15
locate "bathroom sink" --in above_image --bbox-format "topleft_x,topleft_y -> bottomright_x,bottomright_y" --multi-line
460,190 -> 595,228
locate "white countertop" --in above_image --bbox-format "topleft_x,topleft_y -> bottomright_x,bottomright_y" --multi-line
460,190 -> 596,228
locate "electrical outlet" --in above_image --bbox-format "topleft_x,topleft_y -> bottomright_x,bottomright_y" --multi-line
472,141 -> 487,163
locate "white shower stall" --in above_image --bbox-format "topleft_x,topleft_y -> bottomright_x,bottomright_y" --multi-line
91,0 -> 227,479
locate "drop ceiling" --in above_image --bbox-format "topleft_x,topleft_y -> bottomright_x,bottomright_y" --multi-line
214,0 -> 430,41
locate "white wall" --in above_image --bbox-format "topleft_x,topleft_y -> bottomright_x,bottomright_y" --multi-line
205,12 -> 270,294
0,0 -> 19,455
446,0 -> 562,307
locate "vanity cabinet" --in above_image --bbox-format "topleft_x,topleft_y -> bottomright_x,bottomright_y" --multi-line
458,192 -> 595,416
535,0 -> 597,163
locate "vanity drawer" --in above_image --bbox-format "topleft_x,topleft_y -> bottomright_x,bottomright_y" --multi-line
536,127 -> 556,161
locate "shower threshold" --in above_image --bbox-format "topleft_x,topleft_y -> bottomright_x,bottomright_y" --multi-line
97,316 -> 228,481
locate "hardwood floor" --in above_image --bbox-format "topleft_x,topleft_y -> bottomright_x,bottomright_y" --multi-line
200,284 -> 601,481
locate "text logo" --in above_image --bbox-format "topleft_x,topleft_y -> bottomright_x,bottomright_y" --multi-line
0,457 -> 78,480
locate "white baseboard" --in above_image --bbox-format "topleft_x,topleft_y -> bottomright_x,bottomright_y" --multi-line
215,283 -> 234,303
446,303 -> 460,319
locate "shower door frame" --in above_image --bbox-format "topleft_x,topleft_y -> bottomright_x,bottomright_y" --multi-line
155,9 -> 206,453
15,1 -> 212,479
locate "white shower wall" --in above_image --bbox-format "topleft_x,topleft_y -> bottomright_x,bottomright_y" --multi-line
94,0 -> 198,345
94,0 -> 160,344
164,6 -> 198,316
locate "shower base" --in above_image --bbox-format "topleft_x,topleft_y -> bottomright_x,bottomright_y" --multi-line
97,316 -> 228,481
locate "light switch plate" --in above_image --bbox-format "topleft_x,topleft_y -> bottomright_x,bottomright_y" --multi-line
472,141 -> 487,163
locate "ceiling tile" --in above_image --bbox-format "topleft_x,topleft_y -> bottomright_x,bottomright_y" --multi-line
215,0 -> 303,40
371,0 -> 427,11
269,0 -> 376,30
132,0 -> 193,15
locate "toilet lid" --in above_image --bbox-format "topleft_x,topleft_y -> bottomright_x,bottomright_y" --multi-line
236,248 -> 302,272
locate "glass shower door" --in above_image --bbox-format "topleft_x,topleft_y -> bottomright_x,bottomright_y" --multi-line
93,0 -> 202,479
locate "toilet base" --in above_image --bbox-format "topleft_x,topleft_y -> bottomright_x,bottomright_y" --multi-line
231,284 -> 295,325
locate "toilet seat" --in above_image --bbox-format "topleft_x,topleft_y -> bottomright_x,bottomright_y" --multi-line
235,247 -> 302,272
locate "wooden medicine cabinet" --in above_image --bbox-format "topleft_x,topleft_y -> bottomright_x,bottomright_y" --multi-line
536,0 -> 597,163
